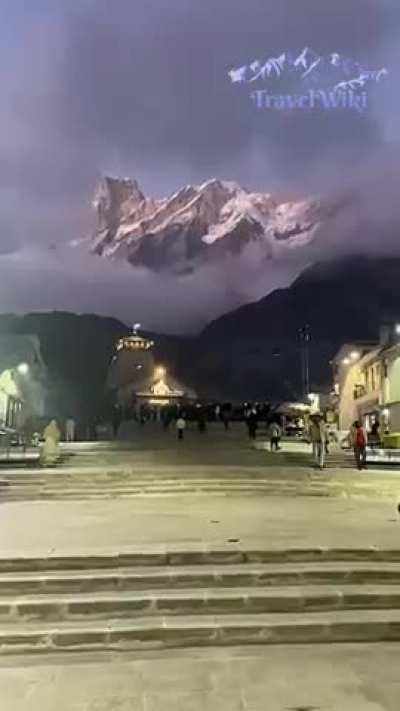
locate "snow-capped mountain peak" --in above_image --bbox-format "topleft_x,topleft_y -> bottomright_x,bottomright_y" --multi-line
89,175 -> 324,272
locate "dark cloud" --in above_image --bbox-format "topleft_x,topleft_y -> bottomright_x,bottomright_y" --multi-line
57,0 -> 398,182
0,0 -> 399,330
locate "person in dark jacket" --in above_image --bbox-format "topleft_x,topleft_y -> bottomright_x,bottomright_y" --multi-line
349,420 -> 368,470
268,421 -> 282,451
247,408 -> 258,440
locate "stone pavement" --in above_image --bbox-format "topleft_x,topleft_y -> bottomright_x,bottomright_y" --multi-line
1,423 -> 400,708
1,644 -> 400,710
1,423 -> 400,556
1,494 -> 400,558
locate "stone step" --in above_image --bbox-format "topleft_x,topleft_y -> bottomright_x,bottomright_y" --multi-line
1,609 -> 400,654
2,561 -> 400,595
1,478 -> 393,486
0,487 -> 332,496
0,471 -> 386,484
0,477 -> 331,487
2,547 -> 400,573
1,484 -> 329,495
2,484 -> 396,503
0,488 -> 336,502
0,468 -> 307,481
2,585 -> 400,622
1,473 -> 398,502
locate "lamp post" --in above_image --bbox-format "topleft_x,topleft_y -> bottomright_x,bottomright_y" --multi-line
298,325 -> 311,400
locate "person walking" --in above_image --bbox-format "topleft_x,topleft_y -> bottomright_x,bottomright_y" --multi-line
41,419 -> 61,466
369,419 -> 380,449
349,420 -> 368,470
268,420 -> 282,452
65,417 -> 76,443
247,407 -> 258,440
197,409 -> 207,433
221,404 -> 231,431
308,413 -> 329,469
111,405 -> 122,439
176,415 -> 186,441
162,408 -> 172,431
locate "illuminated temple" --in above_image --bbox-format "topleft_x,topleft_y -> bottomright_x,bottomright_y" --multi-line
107,325 -> 196,411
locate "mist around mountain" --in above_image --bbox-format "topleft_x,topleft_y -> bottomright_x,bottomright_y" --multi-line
194,256 -> 400,400
2,256 -> 399,418
89,175 -> 328,274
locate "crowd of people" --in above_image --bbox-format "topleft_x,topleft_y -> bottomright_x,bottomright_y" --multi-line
96,402 -> 375,472
27,400 -> 379,472
306,413 -> 371,471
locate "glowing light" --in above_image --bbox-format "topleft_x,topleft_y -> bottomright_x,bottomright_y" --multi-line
155,366 -> 166,379
350,351 -> 360,360
342,358 -> 351,366
395,324 -> 400,335
17,363 -> 29,375
152,380 -> 171,396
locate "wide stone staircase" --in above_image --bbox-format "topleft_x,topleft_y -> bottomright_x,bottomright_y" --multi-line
1,462 -> 398,502
2,547 -> 400,655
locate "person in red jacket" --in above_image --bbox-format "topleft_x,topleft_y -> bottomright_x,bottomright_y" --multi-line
349,420 -> 368,470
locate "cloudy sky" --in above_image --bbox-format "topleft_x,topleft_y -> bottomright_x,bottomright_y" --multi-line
0,0 -> 399,332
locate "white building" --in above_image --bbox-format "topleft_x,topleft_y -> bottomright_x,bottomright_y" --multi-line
333,325 -> 400,434
0,335 -> 47,431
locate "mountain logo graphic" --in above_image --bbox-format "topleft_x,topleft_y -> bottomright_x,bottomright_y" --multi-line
228,47 -> 388,113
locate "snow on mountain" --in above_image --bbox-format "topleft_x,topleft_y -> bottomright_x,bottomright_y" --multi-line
90,175 -> 324,272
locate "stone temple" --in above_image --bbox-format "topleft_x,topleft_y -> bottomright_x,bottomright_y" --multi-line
107,325 -> 196,416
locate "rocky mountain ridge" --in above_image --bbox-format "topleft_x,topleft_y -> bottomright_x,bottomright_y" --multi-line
90,175 -> 327,273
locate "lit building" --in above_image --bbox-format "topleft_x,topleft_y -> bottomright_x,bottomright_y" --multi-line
333,324 -> 400,433
107,325 -> 196,412
0,335 -> 47,431
108,327 -> 156,400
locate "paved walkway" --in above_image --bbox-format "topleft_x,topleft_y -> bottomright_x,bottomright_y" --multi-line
1,643 -> 400,710
0,425 -> 400,558
1,494 -> 399,559
2,426 -> 400,709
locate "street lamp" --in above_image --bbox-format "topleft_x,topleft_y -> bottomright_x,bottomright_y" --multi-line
17,363 -> 29,375
298,325 -> 311,399
342,357 -> 350,366
350,351 -> 360,360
